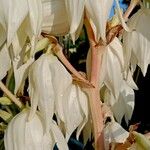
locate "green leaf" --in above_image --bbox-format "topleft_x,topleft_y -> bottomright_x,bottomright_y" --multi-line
0,97 -> 12,105
0,110 -> 12,122
133,131 -> 150,150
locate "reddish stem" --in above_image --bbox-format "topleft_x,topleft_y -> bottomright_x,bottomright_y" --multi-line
123,0 -> 140,21
85,17 -> 105,150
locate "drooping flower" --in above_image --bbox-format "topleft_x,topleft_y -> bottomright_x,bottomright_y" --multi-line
123,7 -> 150,76
100,37 -> 124,99
28,52 -> 88,141
4,109 -> 46,150
104,80 -> 135,124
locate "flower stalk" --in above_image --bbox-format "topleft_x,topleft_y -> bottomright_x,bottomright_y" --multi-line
84,17 -> 105,150
123,0 -> 140,21
42,34 -> 93,88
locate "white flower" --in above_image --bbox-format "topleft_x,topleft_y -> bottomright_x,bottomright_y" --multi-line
104,80 -> 135,124
62,84 -> 89,141
123,7 -> 150,76
4,109 -> 45,150
85,0 -> 113,42
28,53 -> 88,141
100,37 -> 124,99
104,118 -> 129,150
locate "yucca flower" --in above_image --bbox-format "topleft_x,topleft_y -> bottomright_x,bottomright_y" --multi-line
28,51 -> 88,142
104,116 -> 129,150
4,109 -> 46,150
123,6 -> 150,76
99,37 -> 124,99
4,108 -> 69,150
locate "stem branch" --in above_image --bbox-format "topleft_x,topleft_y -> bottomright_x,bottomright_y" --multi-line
0,81 -> 23,108
123,0 -> 140,21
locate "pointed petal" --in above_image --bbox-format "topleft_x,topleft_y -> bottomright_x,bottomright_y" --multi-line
27,0 -> 42,36
0,24 -> 6,47
126,70 -> 138,90
65,0 -> 85,42
112,81 -> 135,124
49,55 -> 72,122
109,37 -> 124,70
104,121 -> 129,146
63,85 -> 85,141
28,54 -> 55,133
13,57 -> 34,94
85,0 -> 113,41
0,44 -> 11,80
51,122 -> 69,150
103,46 -> 123,99
7,0 -> 28,46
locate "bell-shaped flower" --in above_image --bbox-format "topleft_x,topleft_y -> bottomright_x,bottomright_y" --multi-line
100,37 -> 124,99
4,109 -> 45,150
28,52 -> 89,143
28,53 -> 72,133
123,7 -> 150,76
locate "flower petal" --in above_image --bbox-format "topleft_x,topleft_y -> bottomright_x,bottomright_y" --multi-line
7,0 -> 28,46
42,0 -> 69,36
0,44 -> 11,80
65,0 -> 85,42
85,0 -> 113,41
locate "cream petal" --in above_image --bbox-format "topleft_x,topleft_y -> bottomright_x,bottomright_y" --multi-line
65,0 -> 85,42
11,19 -> 28,58
51,122 -> 69,150
85,0 -> 113,41
7,0 -> 28,46
42,0 -> 69,36
112,81 -> 135,124
27,0 -> 42,36
104,120 -> 129,149
4,109 -> 44,150
49,55 -> 72,122
27,0 -> 43,56
109,37 -> 124,70
0,44 -> 11,80
28,54 -> 55,133
63,85 -> 88,141
102,46 -> 123,99
123,8 -> 150,76
13,57 -> 34,94
0,24 -> 6,47
126,70 -> 138,90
